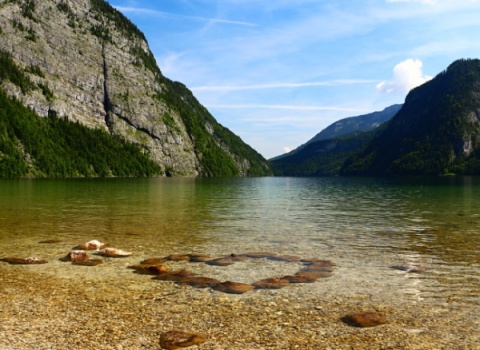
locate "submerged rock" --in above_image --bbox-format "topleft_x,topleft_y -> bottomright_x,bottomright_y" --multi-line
165,254 -> 190,261
141,257 -> 167,264
129,264 -> 169,275
97,248 -> 132,258
227,254 -> 249,262
78,240 -> 106,250
341,311 -> 388,327
188,254 -> 212,262
268,255 -> 302,262
211,281 -> 254,294
154,270 -> 198,282
0,257 -> 48,265
253,278 -> 290,289
60,250 -> 103,266
282,274 -> 318,283
62,250 -> 89,263
71,258 -> 103,266
206,257 -> 235,266
159,330 -> 207,349
175,276 -> 221,288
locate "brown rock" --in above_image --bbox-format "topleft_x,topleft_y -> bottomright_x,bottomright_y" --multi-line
129,264 -> 169,275
71,258 -> 103,266
206,257 -> 235,266
253,278 -> 290,289
0,257 -> 48,265
282,274 -> 318,283
141,257 -> 167,264
78,240 -> 106,250
227,254 -> 249,262
165,254 -> 190,261
154,270 -> 198,282
188,254 -> 212,262
211,281 -> 254,294
97,248 -> 132,258
341,311 -> 388,327
175,276 -> 221,288
159,330 -> 207,349
62,250 -> 89,263
268,255 -> 302,262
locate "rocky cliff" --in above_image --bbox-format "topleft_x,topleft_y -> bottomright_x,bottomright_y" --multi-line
0,0 -> 271,176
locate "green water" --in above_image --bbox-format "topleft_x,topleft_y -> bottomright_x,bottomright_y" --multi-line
0,176 -> 479,305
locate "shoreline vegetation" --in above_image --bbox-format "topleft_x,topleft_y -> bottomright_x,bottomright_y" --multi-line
0,89 -> 162,178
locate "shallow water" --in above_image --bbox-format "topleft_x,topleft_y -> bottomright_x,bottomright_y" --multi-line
0,176 -> 479,307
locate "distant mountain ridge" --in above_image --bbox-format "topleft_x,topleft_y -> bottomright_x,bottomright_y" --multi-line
0,0 -> 271,177
308,104 -> 402,143
270,104 -> 401,176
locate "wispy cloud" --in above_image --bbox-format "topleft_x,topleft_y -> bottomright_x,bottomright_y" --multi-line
207,104 -> 369,112
191,79 -> 376,92
386,0 -> 438,4
114,6 -> 257,26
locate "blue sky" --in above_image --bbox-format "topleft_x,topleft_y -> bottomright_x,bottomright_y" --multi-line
112,0 -> 480,159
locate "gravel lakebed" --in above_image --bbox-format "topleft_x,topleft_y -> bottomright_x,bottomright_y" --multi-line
1,247 -> 479,350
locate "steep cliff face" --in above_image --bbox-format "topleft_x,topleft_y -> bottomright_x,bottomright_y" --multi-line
0,0 -> 271,176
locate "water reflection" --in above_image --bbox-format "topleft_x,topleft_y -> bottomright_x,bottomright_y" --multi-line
0,176 -> 479,305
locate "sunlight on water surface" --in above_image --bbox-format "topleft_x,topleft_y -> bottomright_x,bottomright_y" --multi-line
0,176 -> 479,307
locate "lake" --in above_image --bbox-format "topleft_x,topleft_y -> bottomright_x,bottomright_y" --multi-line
0,176 -> 479,348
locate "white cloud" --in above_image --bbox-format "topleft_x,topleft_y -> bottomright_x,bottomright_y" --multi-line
283,147 -> 292,153
376,59 -> 432,94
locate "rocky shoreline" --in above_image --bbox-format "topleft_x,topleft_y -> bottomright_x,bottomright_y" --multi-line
1,262 -> 479,349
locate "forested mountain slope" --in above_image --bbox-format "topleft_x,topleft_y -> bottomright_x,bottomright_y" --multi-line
341,59 -> 480,176
270,105 -> 400,176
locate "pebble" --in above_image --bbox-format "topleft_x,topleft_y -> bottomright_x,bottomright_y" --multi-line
212,281 -> 254,294
206,257 -> 235,266
253,278 -> 290,289
159,330 -> 207,349
341,311 -> 389,327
